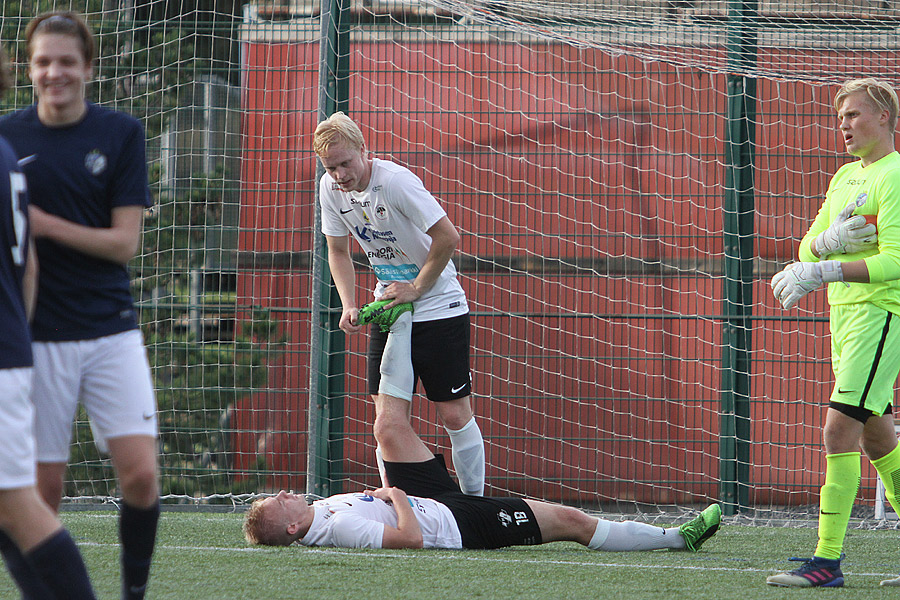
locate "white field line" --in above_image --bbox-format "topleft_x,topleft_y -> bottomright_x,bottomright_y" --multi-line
67,514 -> 899,578
73,541 -> 898,579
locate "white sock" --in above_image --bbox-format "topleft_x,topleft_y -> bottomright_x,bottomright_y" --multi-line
589,520 -> 685,551
446,418 -> 485,495
375,445 -> 388,487
377,312 -> 413,401
375,313 -> 412,487
587,519 -> 611,549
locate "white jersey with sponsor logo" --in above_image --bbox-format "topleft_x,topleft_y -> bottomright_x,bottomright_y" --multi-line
298,492 -> 463,549
319,158 -> 468,322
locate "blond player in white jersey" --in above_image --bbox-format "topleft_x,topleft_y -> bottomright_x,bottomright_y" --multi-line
313,112 -> 484,495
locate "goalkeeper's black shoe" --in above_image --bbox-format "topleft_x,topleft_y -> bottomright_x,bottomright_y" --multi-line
357,299 -> 414,332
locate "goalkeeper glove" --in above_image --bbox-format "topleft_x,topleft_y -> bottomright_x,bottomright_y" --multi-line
814,195 -> 877,257
771,260 -> 844,310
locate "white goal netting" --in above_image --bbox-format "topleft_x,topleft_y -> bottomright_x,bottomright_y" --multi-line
4,1 -> 899,521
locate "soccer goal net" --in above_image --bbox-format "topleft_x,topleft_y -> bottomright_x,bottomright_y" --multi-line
4,1 -> 899,522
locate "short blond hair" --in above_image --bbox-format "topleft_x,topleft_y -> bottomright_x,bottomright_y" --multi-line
834,78 -> 899,131
313,111 -> 366,157
243,498 -> 293,546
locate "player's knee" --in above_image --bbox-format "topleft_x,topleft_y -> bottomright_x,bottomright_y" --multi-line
535,504 -> 594,543
36,467 -> 66,511
373,411 -> 411,443
437,398 -> 474,430
555,505 -> 592,533
119,465 -> 160,506
39,477 -> 64,501
0,498 -> 18,529
861,430 -> 897,460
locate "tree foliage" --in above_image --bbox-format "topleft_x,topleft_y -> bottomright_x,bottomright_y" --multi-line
0,1 -> 270,501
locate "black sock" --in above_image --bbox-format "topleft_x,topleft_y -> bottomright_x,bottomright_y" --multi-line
27,528 -> 96,600
0,528 -> 53,599
120,502 -> 160,600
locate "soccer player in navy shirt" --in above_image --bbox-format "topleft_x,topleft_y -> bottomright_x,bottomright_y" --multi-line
0,44 -> 97,599
0,12 -> 158,599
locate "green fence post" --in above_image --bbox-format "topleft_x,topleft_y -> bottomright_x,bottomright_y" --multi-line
720,0 -> 757,515
307,0 -> 351,497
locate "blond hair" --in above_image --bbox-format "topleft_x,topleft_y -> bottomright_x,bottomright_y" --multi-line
834,78 -> 899,131
243,498 -> 293,546
313,111 -> 366,157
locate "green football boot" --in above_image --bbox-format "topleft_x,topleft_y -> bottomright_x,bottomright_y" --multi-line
678,503 -> 721,552
357,299 -> 414,332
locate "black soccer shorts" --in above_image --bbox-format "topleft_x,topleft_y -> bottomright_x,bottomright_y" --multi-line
367,312 -> 471,401
383,455 -> 542,550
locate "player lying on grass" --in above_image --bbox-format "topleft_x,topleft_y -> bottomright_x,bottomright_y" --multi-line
244,301 -> 721,551
244,463 -> 721,552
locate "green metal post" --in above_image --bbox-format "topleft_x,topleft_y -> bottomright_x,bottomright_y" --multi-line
307,0 -> 351,497
720,0 -> 757,515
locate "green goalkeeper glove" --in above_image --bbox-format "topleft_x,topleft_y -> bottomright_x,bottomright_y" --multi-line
814,195 -> 877,258
771,260 -> 844,309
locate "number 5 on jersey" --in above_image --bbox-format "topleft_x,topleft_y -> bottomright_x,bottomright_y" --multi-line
8,171 -> 26,266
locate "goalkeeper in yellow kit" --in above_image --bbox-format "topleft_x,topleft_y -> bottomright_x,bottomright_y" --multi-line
769,78 -> 900,588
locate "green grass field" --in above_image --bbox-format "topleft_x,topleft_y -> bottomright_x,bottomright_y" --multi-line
2,510 -> 899,599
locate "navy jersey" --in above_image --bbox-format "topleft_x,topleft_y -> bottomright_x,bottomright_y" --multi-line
0,103 -> 152,341
0,135 -> 32,368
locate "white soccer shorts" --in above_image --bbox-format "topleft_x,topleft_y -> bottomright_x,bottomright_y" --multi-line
0,367 -> 37,489
31,329 -> 158,462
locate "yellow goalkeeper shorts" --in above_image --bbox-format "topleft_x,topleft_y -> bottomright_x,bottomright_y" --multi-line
830,303 -> 900,419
